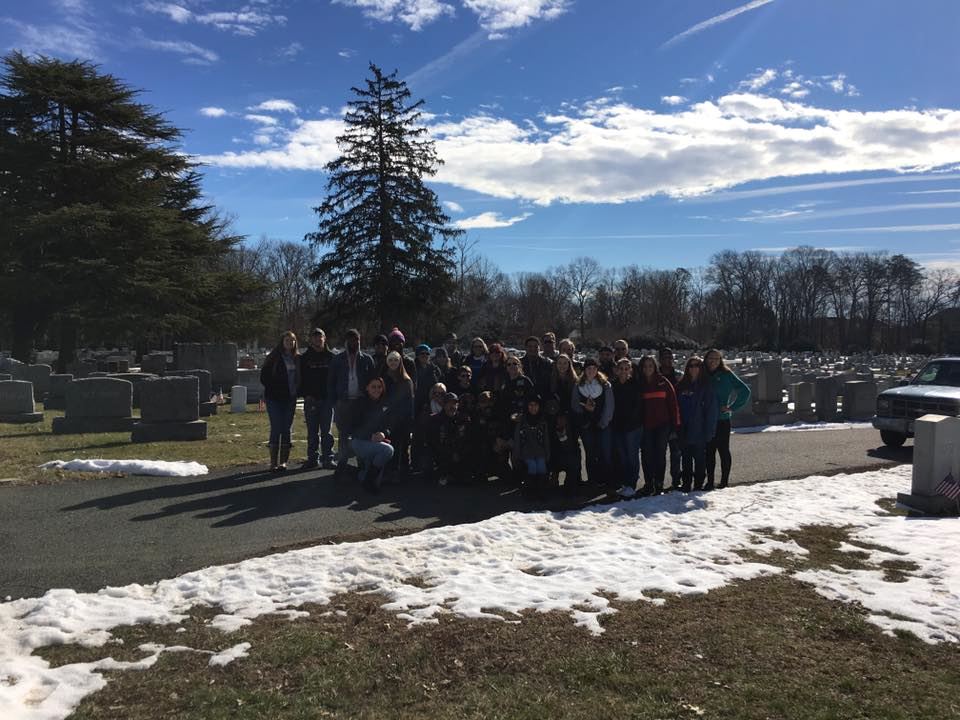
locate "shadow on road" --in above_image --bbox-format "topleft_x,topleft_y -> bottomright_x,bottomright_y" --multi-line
867,444 -> 914,463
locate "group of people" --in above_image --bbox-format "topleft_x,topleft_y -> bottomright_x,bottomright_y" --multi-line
259,327 -> 751,496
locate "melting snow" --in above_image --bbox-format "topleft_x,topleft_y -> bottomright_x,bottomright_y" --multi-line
39,460 -> 208,477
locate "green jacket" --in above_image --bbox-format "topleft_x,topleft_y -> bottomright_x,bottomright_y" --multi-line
709,369 -> 751,420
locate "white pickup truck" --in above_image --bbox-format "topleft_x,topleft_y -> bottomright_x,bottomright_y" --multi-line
873,357 -> 960,447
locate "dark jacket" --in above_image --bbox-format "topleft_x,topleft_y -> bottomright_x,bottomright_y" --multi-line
677,378 -> 719,446
521,354 -> 553,397
327,349 -> 376,404
639,373 -> 681,431
352,395 -> 393,441
383,375 -> 414,427
495,374 -> 536,427
299,346 -> 334,399
611,377 -> 643,432
513,414 -> 550,461
260,350 -> 300,402
478,364 -> 507,396
572,380 -> 614,430
414,362 -> 443,415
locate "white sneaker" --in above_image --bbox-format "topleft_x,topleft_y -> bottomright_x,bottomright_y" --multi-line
617,485 -> 636,498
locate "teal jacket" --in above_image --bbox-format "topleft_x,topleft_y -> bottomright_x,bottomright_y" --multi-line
709,369 -> 751,420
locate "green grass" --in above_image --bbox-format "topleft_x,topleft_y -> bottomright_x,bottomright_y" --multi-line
32,524 -> 960,719
0,406 -> 281,485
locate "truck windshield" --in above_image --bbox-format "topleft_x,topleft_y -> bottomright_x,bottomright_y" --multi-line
914,361 -> 960,387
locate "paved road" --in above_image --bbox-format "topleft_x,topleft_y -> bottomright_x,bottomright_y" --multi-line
0,427 -> 911,598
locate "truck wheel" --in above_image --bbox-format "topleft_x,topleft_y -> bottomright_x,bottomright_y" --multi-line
881,430 -> 907,448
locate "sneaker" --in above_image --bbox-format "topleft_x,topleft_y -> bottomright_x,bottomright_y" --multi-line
617,485 -> 636,499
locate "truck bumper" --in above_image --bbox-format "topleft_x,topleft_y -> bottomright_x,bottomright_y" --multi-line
872,416 -> 913,436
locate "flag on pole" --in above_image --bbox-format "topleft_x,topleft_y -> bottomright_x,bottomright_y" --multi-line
935,472 -> 960,500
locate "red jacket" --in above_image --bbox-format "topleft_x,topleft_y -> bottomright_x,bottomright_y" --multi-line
640,374 -> 681,431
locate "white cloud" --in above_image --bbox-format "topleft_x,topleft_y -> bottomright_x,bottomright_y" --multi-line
443,200 -> 465,213
194,118 -> 344,169
135,31 -> 219,64
244,114 -> 279,125
338,48 -> 356,58
197,86 -> 960,208
903,188 -> 960,195
662,0 -> 776,49
454,211 -> 532,229
740,68 -> 777,92
0,18 -> 100,59
200,106 -> 228,117
277,41 -> 304,60
739,201 -> 960,223
249,99 -> 298,113
142,2 -> 286,36
333,0 -> 455,31
462,0 -> 570,36
661,95 -> 687,106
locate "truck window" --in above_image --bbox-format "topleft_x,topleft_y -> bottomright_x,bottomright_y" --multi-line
916,362 -> 960,387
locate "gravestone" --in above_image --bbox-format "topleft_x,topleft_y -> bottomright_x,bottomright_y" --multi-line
140,353 -> 168,375
52,378 -> 135,434
24,364 -> 52,401
173,369 -> 216,417
731,372 -> 765,427
110,372 -> 158,409
132,376 -> 207,442
841,380 -> 877,421
235,368 -> 262,403
72,360 -> 98,378
814,377 -> 840,421
238,356 -> 256,370
43,374 -> 74,410
231,385 -> 247,413
0,381 -> 43,423
897,414 -> 960,514
0,358 -> 26,380
791,382 -> 817,422
174,342 -> 238,392
0,373 -> 11,382
752,359 -> 790,425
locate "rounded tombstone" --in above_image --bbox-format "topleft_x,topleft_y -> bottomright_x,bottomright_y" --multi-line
64,377 -> 133,418
0,380 -> 37,415
140,376 -> 199,424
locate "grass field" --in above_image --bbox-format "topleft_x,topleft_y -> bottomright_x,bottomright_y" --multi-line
0,406 -> 278,485
35,523 -> 960,720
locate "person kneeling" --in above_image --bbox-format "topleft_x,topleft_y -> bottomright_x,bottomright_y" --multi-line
351,377 -> 395,493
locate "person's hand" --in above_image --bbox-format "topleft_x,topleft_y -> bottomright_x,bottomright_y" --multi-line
372,431 -> 386,443
583,398 -> 595,412
720,405 -> 730,413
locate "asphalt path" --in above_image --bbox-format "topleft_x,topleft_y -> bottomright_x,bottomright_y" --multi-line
0,427 -> 911,598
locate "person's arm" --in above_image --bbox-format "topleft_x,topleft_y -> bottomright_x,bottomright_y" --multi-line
704,384 -> 719,442
600,384 -> 614,428
727,372 -> 752,414
666,380 -> 681,431
259,354 -> 273,387
326,355 -> 339,405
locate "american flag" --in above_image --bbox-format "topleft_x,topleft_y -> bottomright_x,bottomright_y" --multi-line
935,472 -> 960,500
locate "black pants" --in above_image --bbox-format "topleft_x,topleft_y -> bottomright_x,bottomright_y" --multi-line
705,419 -> 732,483
667,435 -> 681,485
640,424 -> 670,490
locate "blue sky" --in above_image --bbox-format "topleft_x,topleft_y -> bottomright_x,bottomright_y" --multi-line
4,0 -> 960,274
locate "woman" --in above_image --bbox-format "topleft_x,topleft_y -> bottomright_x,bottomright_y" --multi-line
637,355 -> 680,496
350,376 -> 395,493
549,353 -> 581,490
676,356 -> 719,492
571,358 -> 614,489
704,348 -> 751,490
383,351 -> 414,479
611,358 -> 643,498
478,343 -> 508,396
466,337 -> 489,377
260,330 -> 301,472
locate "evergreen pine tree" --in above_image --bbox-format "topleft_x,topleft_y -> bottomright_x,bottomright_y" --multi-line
307,63 -> 460,331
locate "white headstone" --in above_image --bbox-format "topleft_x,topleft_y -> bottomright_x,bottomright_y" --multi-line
911,415 -> 960,497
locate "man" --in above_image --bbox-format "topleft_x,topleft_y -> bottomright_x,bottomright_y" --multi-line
541,332 -> 559,361
659,346 -> 683,491
327,328 -> 376,471
558,338 -> 583,372
613,339 -> 630,363
598,345 -> 616,378
300,328 -> 335,469
371,334 -> 389,376
521,335 -> 553,397
444,333 -> 464,369
412,344 -> 443,474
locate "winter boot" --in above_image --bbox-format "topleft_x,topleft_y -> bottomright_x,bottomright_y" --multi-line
269,444 -> 279,472
277,444 -> 291,472
703,477 -> 716,491
718,478 -> 729,489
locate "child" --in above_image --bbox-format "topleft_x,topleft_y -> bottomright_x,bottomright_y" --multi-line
513,395 -> 551,499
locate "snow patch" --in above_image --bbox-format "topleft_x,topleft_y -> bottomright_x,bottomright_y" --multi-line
734,421 -> 874,434
39,460 -> 209,477
208,643 -> 251,668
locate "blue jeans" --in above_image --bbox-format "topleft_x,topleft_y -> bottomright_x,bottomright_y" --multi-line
579,425 -> 611,486
303,397 -> 334,462
524,457 -> 547,475
266,398 -> 297,447
352,439 -> 395,469
612,427 -> 642,488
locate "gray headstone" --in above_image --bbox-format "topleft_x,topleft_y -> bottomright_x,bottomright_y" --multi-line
0,358 -> 26,380
140,354 -> 168,375
63,378 -> 133,418
841,380 -> 878,421
140,376 -> 199,423
24,365 -> 52,400
0,380 -> 43,423
43,374 -> 74,410
756,359 -> 783,404
235,368 -> 263,403
174,342 -> 238,391
109,372 -> 158,408
0,373 -> 11,382
815,377 -> 839,422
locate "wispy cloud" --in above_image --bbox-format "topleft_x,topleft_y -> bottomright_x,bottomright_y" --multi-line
1,17 -> 100,59
200,106 -> 228,117
332,0 -> 455,32
142,2 -> 286,36
249,99 -> 298,113
443,200 -> 465,213
276,41 -> 304,60
750,245 -> 872,254
244,114 -> 279,125
334,0 -> 569,36
788,223 -> 960,235
701,174 -> 960,202
134,29 -> 219,64
661,0 -> 776,49
661,95 -> 687,106
404,29 -> 488,89
454,211 -> 532,229
738,201 -> 960,223
902,188 -> 960,195
338,48 -> 356,58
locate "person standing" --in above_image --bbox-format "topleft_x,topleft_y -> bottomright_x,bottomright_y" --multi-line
541,332 -> 559,361
611,358 -> 643,498
521,335 -> 553,397
513,395 -> 551,498
327,328 -> 376,472
387,327 -> 417,385
676,356 -> 719,492
411,344 -> 443,473
598,346 -> 616,378
572,358 -> 614,489
444,333 -> 464,369
466,337 -> 488,376
658,347 -> 683,491
383,351 -> 414,479
371,334 -> 389,376
260,331 -> 301,472
704,348 -> 751,490
549,353 -> 581,491
637,355 -> 680,496
299,328 -> 335,470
